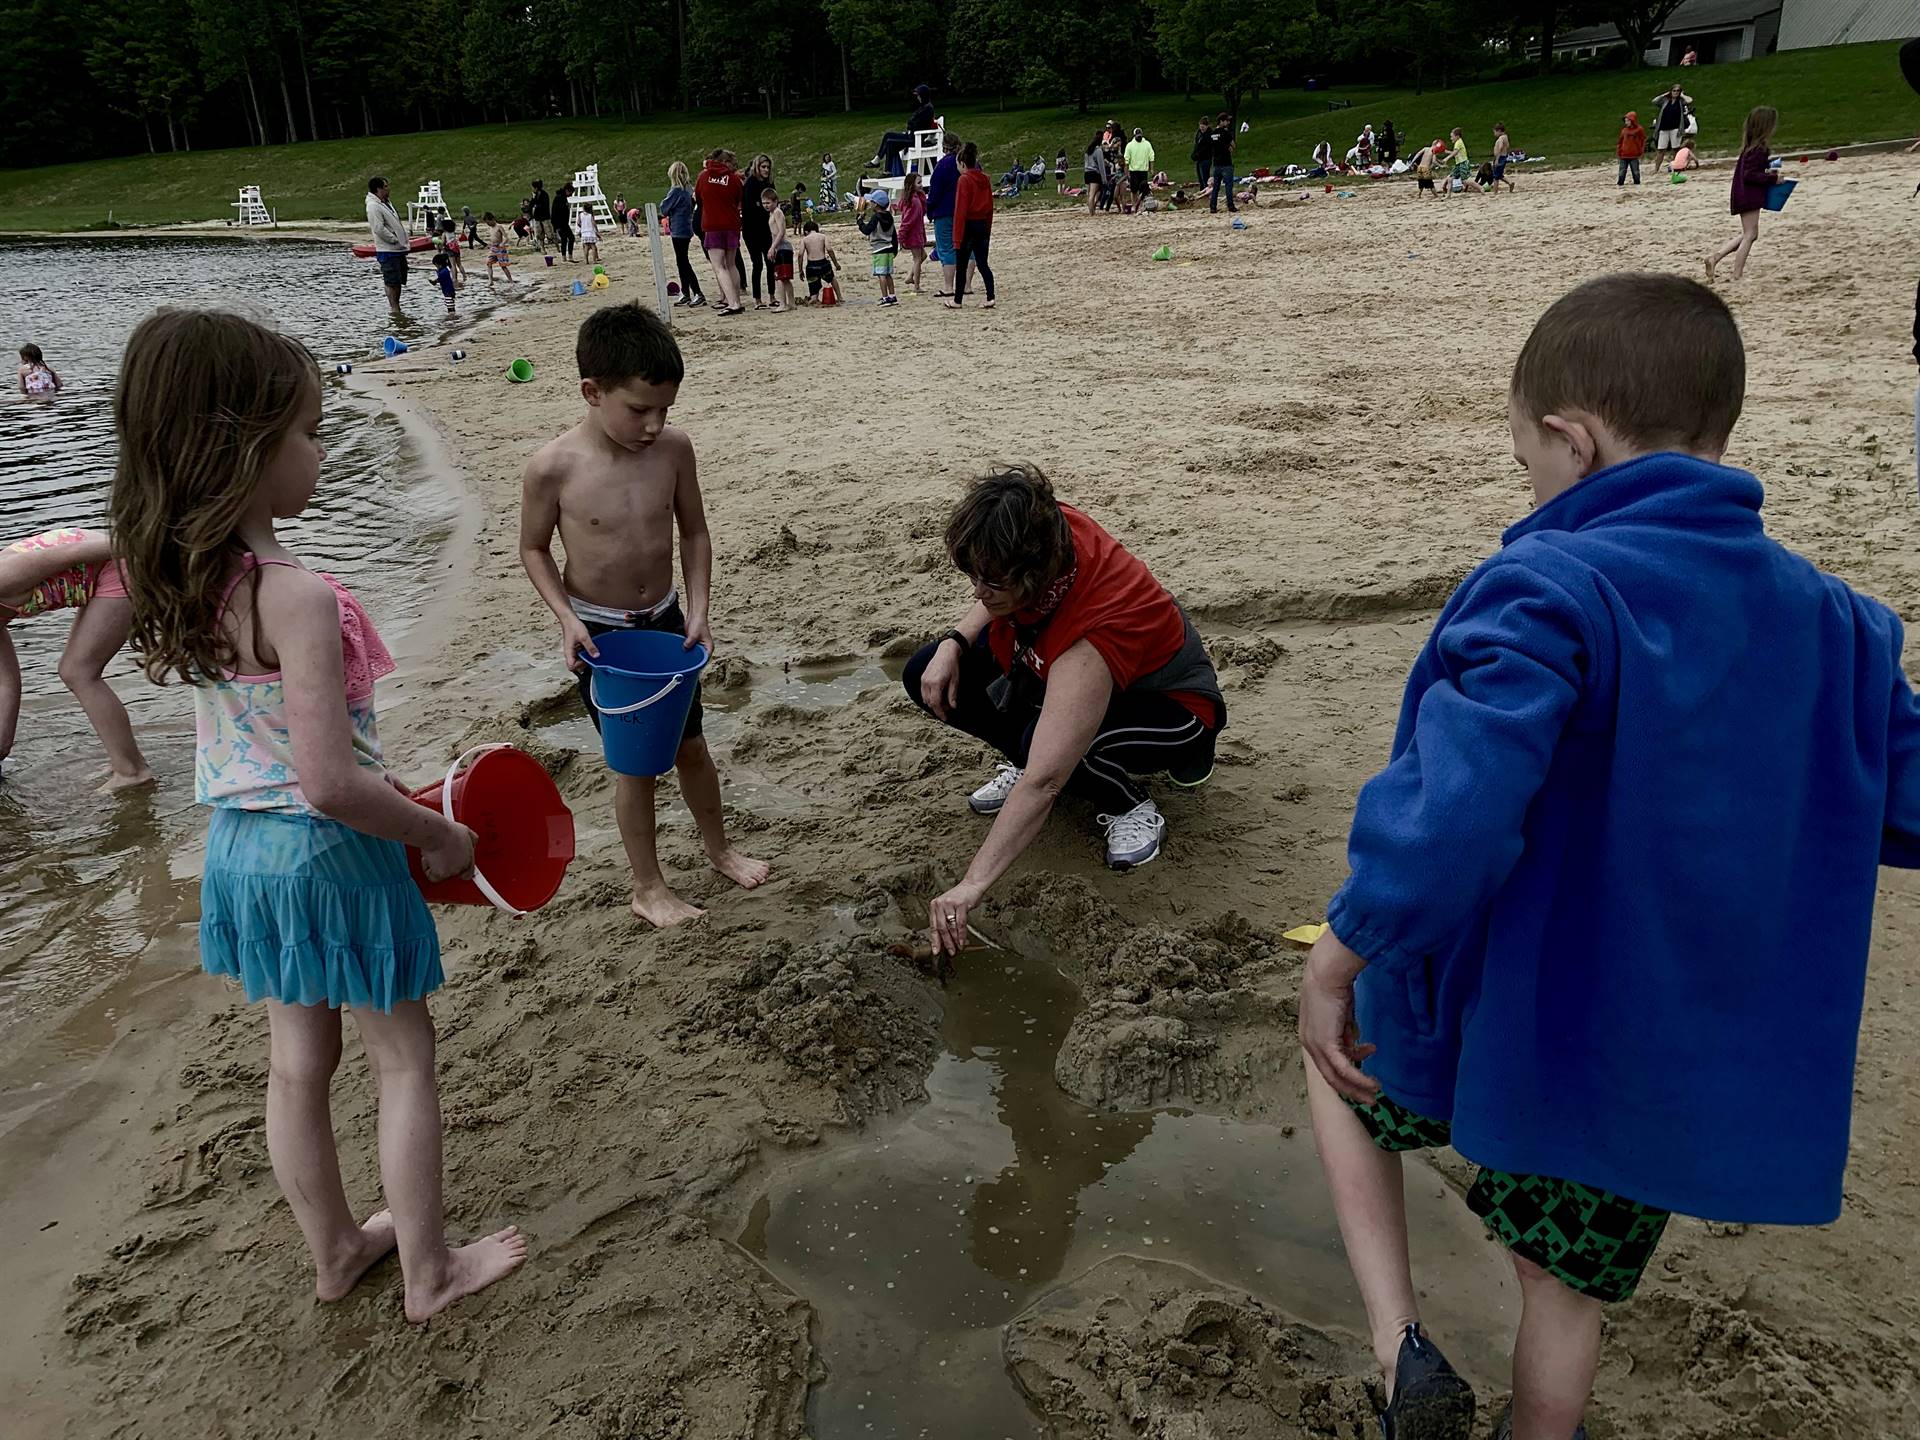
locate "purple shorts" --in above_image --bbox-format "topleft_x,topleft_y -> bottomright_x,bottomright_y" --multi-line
703,229 -> 741,252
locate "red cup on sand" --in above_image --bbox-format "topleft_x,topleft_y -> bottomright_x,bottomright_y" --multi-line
406,744 -> 575,915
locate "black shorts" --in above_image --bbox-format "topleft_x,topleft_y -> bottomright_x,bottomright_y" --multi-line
1417,177 -> 1435,191
1128,170 -> 1149,196
1084,169 -> 1102,187
804,259 -> 834,293
575,602 -> 704,743
376,251 -> 409,288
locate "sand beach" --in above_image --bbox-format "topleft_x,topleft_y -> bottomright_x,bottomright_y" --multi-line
4,157 -> 1918,1439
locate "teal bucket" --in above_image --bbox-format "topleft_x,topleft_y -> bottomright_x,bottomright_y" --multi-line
580,630 -> 708,776
1762,178 -> 1796,212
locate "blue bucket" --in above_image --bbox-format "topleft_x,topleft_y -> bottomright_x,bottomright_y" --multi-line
579,630 -> 708,776
1762,178 -> 1796,212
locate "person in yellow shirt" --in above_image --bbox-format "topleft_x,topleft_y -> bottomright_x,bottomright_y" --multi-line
1123,128 -> 1156,213
1439,127 -> 1482,198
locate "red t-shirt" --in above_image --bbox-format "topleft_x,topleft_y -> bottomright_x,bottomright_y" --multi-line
987,506 -> 1218,728
695,163 -> 742,231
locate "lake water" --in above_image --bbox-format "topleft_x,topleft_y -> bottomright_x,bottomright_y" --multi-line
0,235 -> 472,1071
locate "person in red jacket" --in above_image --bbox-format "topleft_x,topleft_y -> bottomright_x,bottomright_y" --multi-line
1616,111 -> 1647,188
695,148 -> 746,315
945,141 -> 997,311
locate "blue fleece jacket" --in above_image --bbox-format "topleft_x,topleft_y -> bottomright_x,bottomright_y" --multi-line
659,185 -> 694,240
927,153 -> 959,221
1328,452 -> 1920,1225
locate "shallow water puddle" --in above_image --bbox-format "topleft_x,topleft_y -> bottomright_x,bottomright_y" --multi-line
741,951 -> 1515,1437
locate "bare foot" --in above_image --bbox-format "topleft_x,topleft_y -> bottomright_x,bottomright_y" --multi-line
97,767 -> 155,795
403,1226 -> 528,1324
707,846 -> 771,890
316,1209 -> 397,1302
631,882 -> 706,927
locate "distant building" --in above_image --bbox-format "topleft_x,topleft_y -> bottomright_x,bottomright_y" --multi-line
1779,0 -> 1920,49
1549,1 -> 1783,67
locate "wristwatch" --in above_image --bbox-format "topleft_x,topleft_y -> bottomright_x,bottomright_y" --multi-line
939,628 -> 972,653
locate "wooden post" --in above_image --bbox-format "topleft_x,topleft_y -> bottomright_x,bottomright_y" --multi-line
645,204 -> 671,323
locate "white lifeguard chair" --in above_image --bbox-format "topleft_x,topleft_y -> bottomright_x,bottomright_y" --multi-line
407,180 -> 451,234
876,118 -> 944,203
230,184 -> 273,227
571,164 -> 616,235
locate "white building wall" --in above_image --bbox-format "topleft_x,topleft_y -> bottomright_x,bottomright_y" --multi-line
1780,0 -> 1920,48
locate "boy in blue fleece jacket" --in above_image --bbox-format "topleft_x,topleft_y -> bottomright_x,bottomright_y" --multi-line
1299,272 -> 1920,1440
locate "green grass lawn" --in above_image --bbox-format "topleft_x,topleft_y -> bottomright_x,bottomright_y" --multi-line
3,41 -> 1916,232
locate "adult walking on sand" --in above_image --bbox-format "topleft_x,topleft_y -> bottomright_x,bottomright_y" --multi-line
947,142 -> 996,309
660,162 -> 707,309
904,464 -> 1225,955
742,154 -> 776,309
927,132 -> 962,299
1207,114 -> 1238,213
1652,83 -> 1692,173
553,181 -> 575,263
1123,128 -> 1156,214
365,176 -> 408,321
1191,114 -> 1213,186
528,179 -> 552,253
695,148 -> 747,315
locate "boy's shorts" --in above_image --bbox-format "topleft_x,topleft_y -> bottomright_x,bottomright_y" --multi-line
871,251 -> 895,277
1450,161 -> 1471,181
1349,1093 -> 1670,1303
774,251 -> 794,281
1417,177 -> 1435,191
932,216 -> 955,266
1492,158 -> 1509,180
703,229 -> 741,252
805,260 -> 834,295
575,602 -> 704,745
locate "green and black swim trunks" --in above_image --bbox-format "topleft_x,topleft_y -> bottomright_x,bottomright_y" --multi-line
1349,1093 -> 1670,1303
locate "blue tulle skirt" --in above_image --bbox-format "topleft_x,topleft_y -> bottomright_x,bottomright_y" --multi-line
198,807 -> 443,1012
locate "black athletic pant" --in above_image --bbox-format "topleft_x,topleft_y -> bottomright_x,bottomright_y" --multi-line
746,232 -> 771,300
902,636 -> 1215,814
953,227 -> 995,304
672,236 -> 705,300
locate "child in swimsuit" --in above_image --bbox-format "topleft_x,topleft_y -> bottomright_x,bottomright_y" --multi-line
17,343 -> 60,398
0,526 -> 151,788
483,212 -> 514,286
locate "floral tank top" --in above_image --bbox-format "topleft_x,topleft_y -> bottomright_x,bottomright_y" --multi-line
194,556 -> 395,813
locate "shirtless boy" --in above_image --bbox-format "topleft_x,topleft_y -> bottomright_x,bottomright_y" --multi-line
519,303 -> 770,925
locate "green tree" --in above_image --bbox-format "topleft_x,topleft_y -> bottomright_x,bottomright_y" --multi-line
686,0 -> 793,116
945,0 -> 1031,108
0,0 -> 103,164
1156,0 -> 1315,117
1608,1 -> 1686,67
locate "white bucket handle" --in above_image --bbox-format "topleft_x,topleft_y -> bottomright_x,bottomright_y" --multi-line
589,670 -> 683,717
434,743 -> 524,918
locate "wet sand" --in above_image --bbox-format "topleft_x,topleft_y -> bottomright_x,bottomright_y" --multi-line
6,157 -> 1920,1438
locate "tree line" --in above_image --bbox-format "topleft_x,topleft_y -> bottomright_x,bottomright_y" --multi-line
0,1 -> 1676,168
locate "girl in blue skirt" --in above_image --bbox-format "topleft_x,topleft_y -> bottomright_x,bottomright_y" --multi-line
109,308 -> 526,1323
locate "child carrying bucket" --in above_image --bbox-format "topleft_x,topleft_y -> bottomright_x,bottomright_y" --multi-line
518,302 -> 771,927
109,307 -> 526,1322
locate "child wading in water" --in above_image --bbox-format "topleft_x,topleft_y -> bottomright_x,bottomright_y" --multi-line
0,526 -> 150,788
18,343 -> 61,397
484,211 -> 514,286
109,308 -> 525,1320
1707,105 -> 1778,282
518,304 -> 770,926
1300,273 -> 1920,1440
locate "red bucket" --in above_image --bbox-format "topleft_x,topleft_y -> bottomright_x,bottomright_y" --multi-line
405,745 -> 575,915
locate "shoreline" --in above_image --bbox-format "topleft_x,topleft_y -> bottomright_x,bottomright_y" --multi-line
6,162 -> 1920,1439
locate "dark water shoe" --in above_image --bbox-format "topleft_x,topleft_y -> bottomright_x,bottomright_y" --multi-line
1379,1324 -> 1475,1440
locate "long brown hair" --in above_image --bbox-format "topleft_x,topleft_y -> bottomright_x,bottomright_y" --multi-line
1741,105 -> 1777,154
108,308 -> 316,685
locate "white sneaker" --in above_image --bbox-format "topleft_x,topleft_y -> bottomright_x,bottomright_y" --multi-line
1099,799 -> 1166,870
968,764 -> 1023,815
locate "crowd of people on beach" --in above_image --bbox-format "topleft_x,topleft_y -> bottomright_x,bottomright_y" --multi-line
1,52 -> 1869,1440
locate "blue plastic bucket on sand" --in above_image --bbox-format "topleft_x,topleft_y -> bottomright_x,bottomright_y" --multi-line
1762,178 -> 1796,212
580,630 -> 708,776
